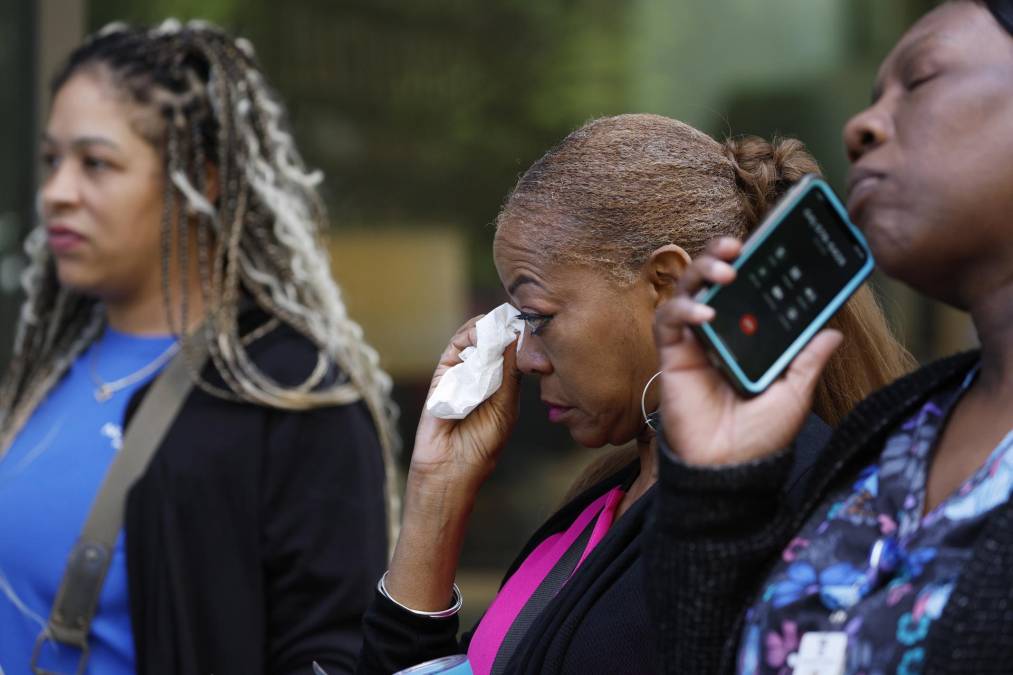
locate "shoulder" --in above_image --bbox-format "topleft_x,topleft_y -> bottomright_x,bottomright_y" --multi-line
835,349 -> 980,440
501,462 -> 641,582
240,315 -> 334,389
794,349 -> 980,506
880,349 -> 980,400
785,413 -> 834,506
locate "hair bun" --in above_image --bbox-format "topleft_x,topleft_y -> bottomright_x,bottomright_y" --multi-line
722,135 -> 820,229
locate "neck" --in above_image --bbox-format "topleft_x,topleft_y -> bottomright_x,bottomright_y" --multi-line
636,435 -> 658,486
616,432 -> 658,518
104,275 -> 207,336
968,278 -> 1013,396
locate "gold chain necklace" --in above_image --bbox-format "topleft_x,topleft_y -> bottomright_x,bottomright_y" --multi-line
88,340 -> 180,403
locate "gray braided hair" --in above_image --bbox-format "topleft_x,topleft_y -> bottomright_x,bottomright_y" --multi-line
0,19 -> 400,529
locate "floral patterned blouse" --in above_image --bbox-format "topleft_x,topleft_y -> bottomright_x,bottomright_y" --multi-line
738,366 -> 1013,675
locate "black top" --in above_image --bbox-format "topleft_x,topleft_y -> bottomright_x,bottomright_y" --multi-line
357,415 -> 830,675
122,315 -> 388,675
644,350 -> 1013,674
987,0 -> 1013,36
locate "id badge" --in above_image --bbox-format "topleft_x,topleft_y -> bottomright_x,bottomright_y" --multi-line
791,632 -> 847,675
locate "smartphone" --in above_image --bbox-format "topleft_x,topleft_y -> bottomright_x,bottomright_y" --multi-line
690,174 -> 874,396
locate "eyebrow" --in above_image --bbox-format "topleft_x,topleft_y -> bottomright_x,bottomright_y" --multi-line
507,274 -> 545,295
41,133 -> 121,152
871,33 -> 939,103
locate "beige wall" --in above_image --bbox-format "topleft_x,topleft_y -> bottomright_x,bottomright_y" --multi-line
328,228 -> 468,380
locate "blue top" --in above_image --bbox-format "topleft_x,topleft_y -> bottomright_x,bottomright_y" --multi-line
0,328 -> 176,675
737,367 -> 1013,675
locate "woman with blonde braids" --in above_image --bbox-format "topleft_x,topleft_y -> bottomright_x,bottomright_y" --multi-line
0,20 -> 396,675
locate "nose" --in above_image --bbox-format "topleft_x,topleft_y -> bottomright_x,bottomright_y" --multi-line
515,326 -> 552,376
40,158 -> 81,214
844,101 -> 892,163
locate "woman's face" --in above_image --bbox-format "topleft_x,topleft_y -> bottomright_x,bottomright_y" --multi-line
843,1 -> 1013,307
494,223 -> 669,449
40,69 -> 166,302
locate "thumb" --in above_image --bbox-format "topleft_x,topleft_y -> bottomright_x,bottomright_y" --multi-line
491,337 -> 523,404
781,329 -> 843,401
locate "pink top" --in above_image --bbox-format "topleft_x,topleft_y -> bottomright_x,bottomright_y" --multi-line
466,485 -> 626,675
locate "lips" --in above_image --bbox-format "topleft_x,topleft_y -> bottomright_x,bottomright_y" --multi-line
845,168 -> 886,222
542,399 -> 573,423
46,225 -> 86,254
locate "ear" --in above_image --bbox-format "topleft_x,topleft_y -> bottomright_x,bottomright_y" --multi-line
641,244 -> 691,307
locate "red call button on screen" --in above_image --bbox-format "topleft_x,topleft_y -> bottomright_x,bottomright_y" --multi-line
739,313 -> 758,336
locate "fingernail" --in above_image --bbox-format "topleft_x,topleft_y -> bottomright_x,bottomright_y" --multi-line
695,305 -> 715,322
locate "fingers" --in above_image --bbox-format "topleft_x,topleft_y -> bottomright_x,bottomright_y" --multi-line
780,329 -> 844,402
440,315 -> 483,366
654,298 -> 712,348
450,317 -> 481,350
487,337 -> 523,408
654,237 -> 743,349
502,335 -> 522,381
676,237 -> 741,295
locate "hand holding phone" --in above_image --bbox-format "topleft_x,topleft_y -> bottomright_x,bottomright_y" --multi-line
691,175 -> 873,395
652,176 -> 855,467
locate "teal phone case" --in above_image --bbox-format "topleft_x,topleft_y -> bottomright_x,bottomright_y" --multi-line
690,174 -> 874,396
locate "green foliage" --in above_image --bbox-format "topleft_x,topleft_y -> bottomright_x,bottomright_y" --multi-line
89,0 -> 241,27
84,0 -> 931,289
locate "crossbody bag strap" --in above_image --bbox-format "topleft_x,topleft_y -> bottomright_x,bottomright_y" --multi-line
31,337 -> 207,675
489,515 -> 598,675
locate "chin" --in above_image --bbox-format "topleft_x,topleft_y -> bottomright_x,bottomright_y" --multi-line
864,215 -> 953,297
859,212 -> 914,276
567,426 -> 611,449
54,266 -> 92,293
568,421 -> 638,450
54,265 -> 109,299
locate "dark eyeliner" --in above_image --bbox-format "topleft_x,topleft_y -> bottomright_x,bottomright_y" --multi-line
516,311 -> 553,336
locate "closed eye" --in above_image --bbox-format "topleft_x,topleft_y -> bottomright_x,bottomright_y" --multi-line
906,71 -> 938,91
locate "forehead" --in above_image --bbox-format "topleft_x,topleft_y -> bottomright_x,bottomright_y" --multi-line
877,1 -> 1003,83
494,222 -> 625,303
47,69 -> 156,147
494,221 -> 551,288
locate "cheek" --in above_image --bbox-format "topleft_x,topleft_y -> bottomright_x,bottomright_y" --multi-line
91,180 -> 164,255
551,335 -> 635,412
863,214 -> 917,281
901,79 -> 1013,215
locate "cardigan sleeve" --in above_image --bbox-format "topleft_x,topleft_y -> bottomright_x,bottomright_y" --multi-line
644,435 -> 800,675
356,591 -> 465,674
354,464 -> 637,674
261,399 -> 389,675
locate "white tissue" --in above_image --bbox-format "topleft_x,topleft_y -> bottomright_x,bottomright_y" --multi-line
425,303 -> 524,420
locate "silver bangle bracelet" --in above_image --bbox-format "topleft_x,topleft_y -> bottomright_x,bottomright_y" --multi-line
377,570 -> 463,619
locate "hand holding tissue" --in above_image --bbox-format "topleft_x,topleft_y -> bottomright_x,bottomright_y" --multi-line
425,304 -> 524,420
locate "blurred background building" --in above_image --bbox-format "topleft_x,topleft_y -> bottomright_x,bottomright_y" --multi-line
2,0 -> 975,626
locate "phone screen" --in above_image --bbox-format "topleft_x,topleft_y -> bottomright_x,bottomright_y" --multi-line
705,187 -> 869,382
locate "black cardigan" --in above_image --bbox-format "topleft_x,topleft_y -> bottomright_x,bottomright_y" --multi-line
122,317 -> 388,674
357,415 -> 830,675
644,351 -> 1013,674
357,461 -> 657,675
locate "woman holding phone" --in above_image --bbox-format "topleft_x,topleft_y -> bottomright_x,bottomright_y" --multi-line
648,0 -> 1013,672
358,114 -> 913,674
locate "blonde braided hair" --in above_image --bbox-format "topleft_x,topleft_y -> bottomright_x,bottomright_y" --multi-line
0,19 -> 400,532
